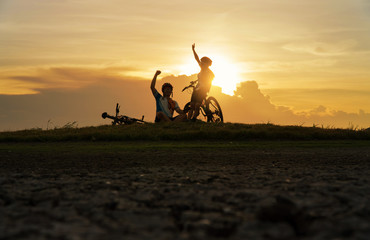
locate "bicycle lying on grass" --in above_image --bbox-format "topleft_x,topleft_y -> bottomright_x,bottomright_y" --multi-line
102,103 -> 146,125
182,80 -> 223,123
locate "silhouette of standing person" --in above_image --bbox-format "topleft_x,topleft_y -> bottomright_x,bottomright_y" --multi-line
187,43 -> 214,121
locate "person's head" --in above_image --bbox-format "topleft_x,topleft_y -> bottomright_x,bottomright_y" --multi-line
200,56 -> 212,68
162,83 -> 173,97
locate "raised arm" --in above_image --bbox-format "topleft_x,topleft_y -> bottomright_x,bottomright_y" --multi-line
150,70 -> 161,94
192,43 -> 201,67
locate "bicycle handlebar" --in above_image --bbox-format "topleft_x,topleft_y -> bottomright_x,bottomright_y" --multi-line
182,80 -> 198,92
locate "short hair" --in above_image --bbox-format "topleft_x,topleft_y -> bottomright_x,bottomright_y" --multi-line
201,56 -> 212,66
162,83 -> 173,92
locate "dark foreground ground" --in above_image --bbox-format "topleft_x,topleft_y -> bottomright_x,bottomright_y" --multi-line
1,141 -> 370,240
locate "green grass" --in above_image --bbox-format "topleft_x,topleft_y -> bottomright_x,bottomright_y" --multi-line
1,122 -> 370,142
1,140 -> 369,154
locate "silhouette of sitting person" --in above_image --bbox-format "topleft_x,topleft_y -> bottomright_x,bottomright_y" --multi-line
187,43 -> 215,121
150,70 -> 187,122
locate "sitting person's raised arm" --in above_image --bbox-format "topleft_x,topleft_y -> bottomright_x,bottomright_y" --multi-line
150,70 -> 161,94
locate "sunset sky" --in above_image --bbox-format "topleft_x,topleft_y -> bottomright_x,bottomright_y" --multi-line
1,0 -> 370,130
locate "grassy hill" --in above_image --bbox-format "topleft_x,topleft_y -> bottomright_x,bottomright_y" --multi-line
1,122 -> 369,142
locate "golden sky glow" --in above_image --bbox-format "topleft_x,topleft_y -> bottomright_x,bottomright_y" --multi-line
1,0 -> 370,129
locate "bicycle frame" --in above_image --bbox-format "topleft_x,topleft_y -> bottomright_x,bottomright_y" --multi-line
102,103 -> 146,125
182,80 -> 223,122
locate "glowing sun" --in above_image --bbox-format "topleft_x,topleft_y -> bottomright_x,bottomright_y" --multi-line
210,55 -> 242,95
179,54 -> 242,95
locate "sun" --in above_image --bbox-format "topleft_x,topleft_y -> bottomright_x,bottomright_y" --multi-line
210,55 -> 242,95
179,54 -> 242,95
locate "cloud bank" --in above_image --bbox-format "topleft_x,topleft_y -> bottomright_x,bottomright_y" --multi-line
1,67 -> 369,131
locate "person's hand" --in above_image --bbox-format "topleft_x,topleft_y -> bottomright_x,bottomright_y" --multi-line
155,70 -> 161,76
192,43 -> 195,50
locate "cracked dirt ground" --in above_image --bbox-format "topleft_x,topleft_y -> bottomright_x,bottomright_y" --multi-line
1,142 -> 370,239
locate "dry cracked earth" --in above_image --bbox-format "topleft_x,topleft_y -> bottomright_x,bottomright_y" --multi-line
1,142 -> 370,239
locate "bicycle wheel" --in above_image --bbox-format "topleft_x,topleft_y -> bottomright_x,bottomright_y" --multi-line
205,97 -> 223,123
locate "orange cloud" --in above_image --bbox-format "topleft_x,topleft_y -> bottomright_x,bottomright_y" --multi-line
0,68 -> 369,131
0,66 -> 142,94
283,40 -> 357,56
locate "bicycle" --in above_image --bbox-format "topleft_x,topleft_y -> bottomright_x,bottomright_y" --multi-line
102,103 -> 146,125
182,80 -> 223,123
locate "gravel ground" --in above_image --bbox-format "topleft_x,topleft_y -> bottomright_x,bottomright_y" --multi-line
1,142 -> 370,240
